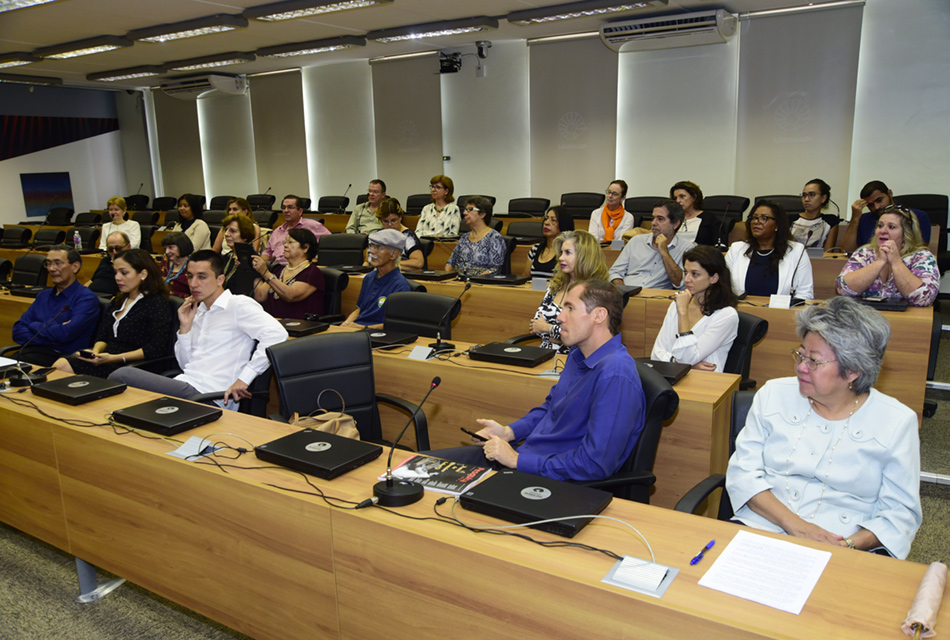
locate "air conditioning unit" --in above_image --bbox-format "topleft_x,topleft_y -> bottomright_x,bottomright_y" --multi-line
160,74 -> 247,100
600,9 -> 737,53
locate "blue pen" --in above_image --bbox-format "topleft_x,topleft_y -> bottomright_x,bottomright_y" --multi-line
690,540 -> 715,565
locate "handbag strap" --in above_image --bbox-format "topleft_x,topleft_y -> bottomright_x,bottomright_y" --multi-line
315,388 -> 346,416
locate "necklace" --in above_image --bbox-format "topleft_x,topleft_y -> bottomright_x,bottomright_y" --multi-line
784,396 -> 860,519
756,248 -> 774,256
273,261 -> 308,299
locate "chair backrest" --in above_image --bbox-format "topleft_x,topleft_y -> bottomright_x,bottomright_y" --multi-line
266,332 -> 384,442
253,210 -> 278,228
125,195 -> 149,211
318,233 -> 367,268
209,196 -> 235,211
356,193 -> 368,205
33,228 -> 65,247
723,311 -> 768,389
203,210 -> 228,225
715,389 -> 757,520
1,227 -> 32,248
317,196 -> 350,214
46,207 -> 74,226
506,220 -> 544,240
405,194 -> 430,216
407,279 -> 427,293
162,210 -> 180,226
138,225 -> 156,253
624,196 -> 664,218
247,194 -> 277,210
74,212 -> 102,226
320,267 -> 349,316
131,210 -> 159,225
754,194 -> 804,215
418,238 -> 434,269
67,226 -> 100,250
457,195 -> 497,208
384,291 -> 460,339
11,253 -> 48,286
152,196 -> 178,211
560,192 -> 605,220
502,235 -> 518,274
0,258 -> 11,281
506,197 -> 550,217
703,195 -> 751,217
895,194 -> 949,253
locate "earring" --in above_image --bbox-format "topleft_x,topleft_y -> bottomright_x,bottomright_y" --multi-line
849,381 -> 854,391
141,276 -> 146,281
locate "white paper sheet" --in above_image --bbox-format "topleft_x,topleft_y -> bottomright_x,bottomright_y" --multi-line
697,530 -> 832,615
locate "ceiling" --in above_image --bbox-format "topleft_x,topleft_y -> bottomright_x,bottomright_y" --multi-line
0,0 -> 844,90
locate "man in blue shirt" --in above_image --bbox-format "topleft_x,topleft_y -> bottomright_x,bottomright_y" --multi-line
12,245 -> 100,365
435,280 -> 645,483
840,180 -> 931,254
341,229 -> 411,329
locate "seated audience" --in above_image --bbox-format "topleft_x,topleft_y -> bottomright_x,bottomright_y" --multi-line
726,200 -> 813,299
836,204 -> 938,306
415,175 -> 460,237
86,231 -> 130,296
54,249 -> 172,378
589,180 -> 634,243
212,198 -> 261,254
609,199 -> 687,289
376,197 -> 424,270
252,228 -> 325,319
346,180 -> 386,234
341,229 -> 411,329
447,197 -> 507,277
651,245 -> 739,372
790,178 -> 839,251
160,232 -> 193,299
840,180 -> 930,254
529,230 -> 607,352
725,296 -> 921,559
431,280 -> 645,482
526,206 -> 575,277
171,194 -> 211,251
99,196 -> 141,250
12,246 -> 100,365
670,180 -> 719,246
110,250 -> 288,409
261,194 -> 330,266
221,214 -> 259,297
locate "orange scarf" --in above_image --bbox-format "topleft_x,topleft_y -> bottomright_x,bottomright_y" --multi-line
601,204 -> 625,242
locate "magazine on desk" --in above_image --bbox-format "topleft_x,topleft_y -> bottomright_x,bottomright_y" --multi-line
378,454 -> 490,495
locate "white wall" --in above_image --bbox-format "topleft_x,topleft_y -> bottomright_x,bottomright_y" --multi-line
197,92 -> 259,201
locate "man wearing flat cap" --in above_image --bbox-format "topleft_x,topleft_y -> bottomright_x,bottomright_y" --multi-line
341,228 -> 412,329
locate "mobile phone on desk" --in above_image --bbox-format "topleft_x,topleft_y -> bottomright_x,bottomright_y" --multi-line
460,427 -> 488,442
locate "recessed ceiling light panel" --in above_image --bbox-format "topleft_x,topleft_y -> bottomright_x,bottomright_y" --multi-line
508,0 -> 667,26
35,35 -> 132,60
167,52 -> 256,72
367,16 -> 499,44
128,14 -> 248,43
245,0 -> 391,21
257,36 -> 365,58
87,65 -> 166,82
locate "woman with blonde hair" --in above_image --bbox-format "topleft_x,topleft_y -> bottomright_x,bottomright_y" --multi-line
99,195 -> 141,250
528,230 -> 609,352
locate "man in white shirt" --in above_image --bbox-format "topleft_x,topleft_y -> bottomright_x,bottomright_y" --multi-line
110,250 -> 288,408
609,199 -> 688,290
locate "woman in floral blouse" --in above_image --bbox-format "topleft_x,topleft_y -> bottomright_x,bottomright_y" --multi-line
447,197 -> 506,277
836,204 -> 938,306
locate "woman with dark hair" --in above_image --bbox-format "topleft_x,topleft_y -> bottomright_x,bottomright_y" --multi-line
836,204 -> 938,306
589,179 -> 633,242
252,228 -> 325,319
726,200 -> 813,299
651,245 -> 739,371
790,178 -> 839,251
416,174 -> 460,237
212,197 -> 261,254
172,193 -> 211,251
526,206 -> 575,277
376,197 -> 424,269
447,196 -> 506,277
160,232 -> 193,298
222,214 -> 258,296
53,249 -> 172,378
670,180 -> 719,246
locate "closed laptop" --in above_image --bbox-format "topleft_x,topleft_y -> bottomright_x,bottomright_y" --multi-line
366,329 -> 418,349
468,274 -> 531,286
634,358 -> 691,385
255,429 -> 383,480
279,318 -> 330,337
468,342 -> 556,368
402,269 -> 457,281
31,374 -> 126,405
111,396 -> 222,435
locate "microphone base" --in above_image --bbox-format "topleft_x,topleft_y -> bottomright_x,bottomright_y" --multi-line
8,371 -> 48,387
428,340 -> 455,352
373,480 -> 424,507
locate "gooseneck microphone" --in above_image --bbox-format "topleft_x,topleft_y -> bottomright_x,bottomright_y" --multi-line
8,303 -> 71,387
135,182 -> 143,195
372,376 -> 442,507
789,232 -> 811,306
429,282 -> 470,352
714,202 -> 732,251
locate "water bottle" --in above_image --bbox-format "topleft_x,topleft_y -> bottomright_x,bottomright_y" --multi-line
73,229 -> 82,251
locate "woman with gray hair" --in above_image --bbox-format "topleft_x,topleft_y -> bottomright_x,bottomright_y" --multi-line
725,296 -> 921,559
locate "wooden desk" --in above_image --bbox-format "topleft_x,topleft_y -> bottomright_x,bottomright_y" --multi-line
1,386 -> 944,640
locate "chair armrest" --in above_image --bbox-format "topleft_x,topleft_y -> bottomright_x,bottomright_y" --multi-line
187,392 -> 224,406
0,344 -> 21,357
129,355 -> 180,376
376,393 -> 429,451
739,378 -> 756,391
580,470 -> 656,491
505,333 -> 540,345
673,474 -> 726,514
268,413 -> 290,423
318,314 -> 346,324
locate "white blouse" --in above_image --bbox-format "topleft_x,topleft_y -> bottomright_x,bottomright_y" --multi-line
651,303 -> 738,372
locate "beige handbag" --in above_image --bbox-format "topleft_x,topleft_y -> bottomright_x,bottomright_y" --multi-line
288,389 -> 360,440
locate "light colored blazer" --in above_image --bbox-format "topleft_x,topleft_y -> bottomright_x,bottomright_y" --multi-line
726,240 -> 814,299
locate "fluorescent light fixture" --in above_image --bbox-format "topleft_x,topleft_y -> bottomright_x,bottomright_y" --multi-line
367,16 -> 498,43
245,0 -> 391,21
87,65 -> 166,82
35,35 -> 132,59
128,14 -> 248,43
368,50 -> 438,64
508,0 -> 667,26
257,35 -> 365,58
0,72 -> 62,85
0,52 -> 39,69
0,0 -> 56,14
167,52 -> 256,72
526,31 -> 599,45
740,0 -> 864,18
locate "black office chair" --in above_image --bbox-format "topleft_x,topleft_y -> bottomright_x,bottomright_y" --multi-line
131,210 -> 159,225
418,238 -> 434,269
624,197 -> 664,222
406,279 -> 427,293
506,220 -> 544,245
383,292 -> 460,339
674,390 -> 755,519
73,212 -> 102,226
895,194 -> 948,255
723,312 -> 769,391
317,267 -> 349,323
501,235 -> 518,275
45,207 -> 74,226
206,225 -> 222,246
355,193 -> 369,206
265,331 -> 430,450
506,198 -> 549,218
702,195 -> 751,246
9,254 -> 48,287
162,210 -> 180,227
318,196 -> 350,214
138,225 -> 156,253
65,226 -> 100,253
0,227 -> 32,249
152,196 -> 178,211
754,195 -> 804,216
32,228 -> 66,248
247,194 -> 277,211
203,210 -> 228,226
208,196 -> 235,211
560,192 -> 605,219
318,233 -> 367,268
253,210 -> 278,228
125,195 -> 149,211
405,194 -> 430,216
925,300 -> 942,418
0,258 -> 11,282
576,360 -> 679,503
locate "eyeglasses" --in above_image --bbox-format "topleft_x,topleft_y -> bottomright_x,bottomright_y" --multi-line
801,191 -> 820,199
43,259 -> 67,268
429,184 -> 445,190
464,206 -> 480,213
791,349 -> 837,371
106,246 -> 124,254
605,190 -> 622,197
749,215 -> 776,224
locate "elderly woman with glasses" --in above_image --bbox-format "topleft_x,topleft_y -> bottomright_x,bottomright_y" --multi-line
725,296 -> 921,559
836,204 -> 938,307
447,197 -> 507,278
415,174 -> 460,238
